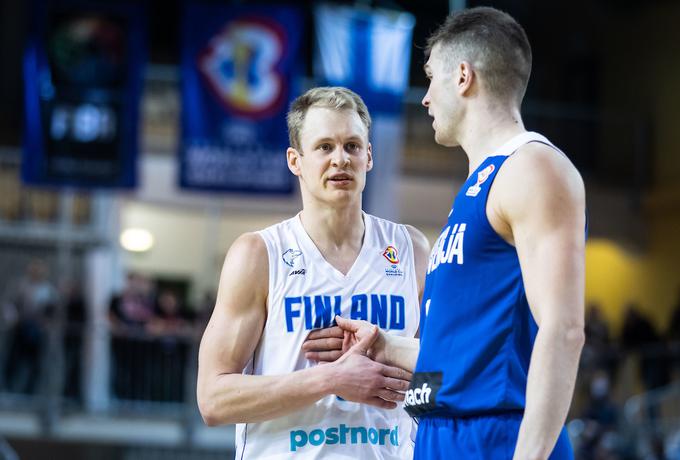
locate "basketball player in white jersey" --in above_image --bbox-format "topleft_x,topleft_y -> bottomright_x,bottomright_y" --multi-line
306,8 -> 586,459
197,86 -> 429,459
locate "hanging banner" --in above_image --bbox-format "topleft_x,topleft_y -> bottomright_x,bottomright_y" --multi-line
180,4 -> 303,193
22,1 -> 146,189
315,5 -> 414,115
314,5 -> 415,219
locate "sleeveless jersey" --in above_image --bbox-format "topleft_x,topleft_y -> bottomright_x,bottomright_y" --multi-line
405,132 -> 564,419
236,212 -> 420,459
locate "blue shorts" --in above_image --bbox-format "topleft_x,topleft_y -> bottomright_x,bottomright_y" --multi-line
414,414 -> 573,460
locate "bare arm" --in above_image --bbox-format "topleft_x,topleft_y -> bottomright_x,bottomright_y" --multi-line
197,233 -> 410,426
405,224 -> 430,305
491,145 -> 586,459
381,225 -> 430,371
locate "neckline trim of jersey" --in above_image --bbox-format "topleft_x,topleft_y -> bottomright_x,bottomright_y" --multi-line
293,211 -> 374,281
489,131 -> 552,157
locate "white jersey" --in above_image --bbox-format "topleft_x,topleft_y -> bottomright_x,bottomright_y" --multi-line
235,212 -> 420,459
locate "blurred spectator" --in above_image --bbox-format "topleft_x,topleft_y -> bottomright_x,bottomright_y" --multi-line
147,289 -> 192,336
668,288 -> 680,375
108,273 -> 155,400
2,259 -> 58,394
669,289 -> 680,340
0,299 -> 16,390
586,303 -> 611,348
583,303 -> 619,379
196,290 -> 215,332
61,279 -> 86,402
575,369 -> 623,460
147,289 -> 192,402
621,305 -> 671,391
585,370 -> 619,428
109,273 -> 155,332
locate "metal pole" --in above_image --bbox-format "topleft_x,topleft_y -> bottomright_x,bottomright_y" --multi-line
41,190 -> 75,434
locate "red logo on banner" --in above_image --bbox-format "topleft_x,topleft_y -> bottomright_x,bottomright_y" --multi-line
198,17 -> 287,118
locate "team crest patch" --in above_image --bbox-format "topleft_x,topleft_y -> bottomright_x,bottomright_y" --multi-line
282,249 -> 303,267
383,246 -> 403,277
466,164 -> 495,197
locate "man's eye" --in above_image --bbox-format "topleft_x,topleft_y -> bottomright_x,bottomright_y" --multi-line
319,144 -> 332,151
346,143 -> 359,151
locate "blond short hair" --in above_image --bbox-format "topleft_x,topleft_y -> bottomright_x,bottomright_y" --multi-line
286,87 -> 372,152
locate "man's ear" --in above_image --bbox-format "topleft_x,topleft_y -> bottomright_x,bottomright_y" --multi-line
287,147 -> 302,176
457,61 -> 476,96
366,142 -> 373,172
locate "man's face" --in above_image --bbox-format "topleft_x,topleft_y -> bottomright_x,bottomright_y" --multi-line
422,44 -> 462,147
288,107 -> 372,205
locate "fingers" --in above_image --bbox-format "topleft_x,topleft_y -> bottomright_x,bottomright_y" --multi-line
375,388 -> 406,402
301,337 -> 343,352
382,376 -> 410,392
335,315 -> 360,333
306,326 -> 344,341
364,396 -> 398,409
379,364 -> 413,382
347,325 -> 378,355
305,350 -> 344,362
342,330 -> 353,353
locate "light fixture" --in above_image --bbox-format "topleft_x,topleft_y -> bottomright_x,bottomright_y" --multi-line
120,228 -> 154,253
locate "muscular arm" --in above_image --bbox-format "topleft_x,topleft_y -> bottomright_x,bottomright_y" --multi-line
491,145 -> 586,459
197,233 -> 410,426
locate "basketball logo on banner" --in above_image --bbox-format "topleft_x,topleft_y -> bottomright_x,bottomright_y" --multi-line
197,18 -> 286,118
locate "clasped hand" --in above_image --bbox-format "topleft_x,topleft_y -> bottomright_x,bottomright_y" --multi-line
302,316 -> 411,409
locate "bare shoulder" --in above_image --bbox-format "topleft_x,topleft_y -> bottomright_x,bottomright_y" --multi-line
495,143 -> 585,217
216,232 -> 269,304
500,143 -> 583,194
404,224 -> 430,257
227,231 -> 268,262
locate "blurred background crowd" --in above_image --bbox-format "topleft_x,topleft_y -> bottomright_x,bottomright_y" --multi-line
0,0 -> 679,458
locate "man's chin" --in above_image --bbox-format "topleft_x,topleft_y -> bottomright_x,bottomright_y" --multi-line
434,131 -> 458,148
325,188 -> 360,203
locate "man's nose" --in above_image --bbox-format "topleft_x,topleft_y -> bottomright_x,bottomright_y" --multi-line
422,90 -> 431,107
331,147 -> 350,166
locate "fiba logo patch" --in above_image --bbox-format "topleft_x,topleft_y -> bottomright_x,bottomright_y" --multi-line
382,246 -> 399,264
466,164 -> 495,197
382,246 -> 403,277
197,17 -> 286,118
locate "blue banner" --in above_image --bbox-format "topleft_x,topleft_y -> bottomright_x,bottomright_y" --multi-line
314,5 -> 415,115
180,5 -> 303,193
22,1 -> 146,189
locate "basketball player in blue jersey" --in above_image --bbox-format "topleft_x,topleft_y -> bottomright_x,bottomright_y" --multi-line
307,7 -> 586,459
197,86 -> 429,459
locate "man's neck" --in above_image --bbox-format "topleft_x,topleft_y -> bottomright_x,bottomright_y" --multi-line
457,103 -> 526,176
299,200 -> 365,253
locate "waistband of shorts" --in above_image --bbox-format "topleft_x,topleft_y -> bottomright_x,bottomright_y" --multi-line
416,409 -> 525,423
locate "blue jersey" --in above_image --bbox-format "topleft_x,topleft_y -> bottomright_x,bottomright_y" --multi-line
405,132 -> 564,419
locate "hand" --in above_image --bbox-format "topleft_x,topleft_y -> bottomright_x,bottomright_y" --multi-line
302,326 -> 344,362
330,324 -> 411,409
336,316 -> 388,364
